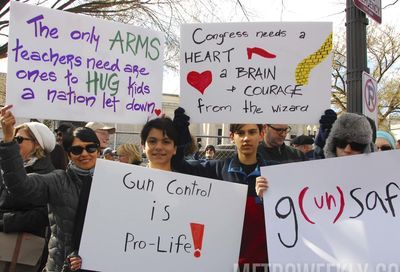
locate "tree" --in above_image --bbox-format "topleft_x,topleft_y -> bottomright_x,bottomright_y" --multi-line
331,23 -> 400,129
0,0 -> 248,69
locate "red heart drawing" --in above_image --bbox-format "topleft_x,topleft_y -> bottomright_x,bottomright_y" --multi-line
154,109 -> 161,116
187,71 -> 212,94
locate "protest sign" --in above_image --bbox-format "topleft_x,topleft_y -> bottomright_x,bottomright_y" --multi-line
7,2 -> 164,124
180,22 -> 332,124
79,159 -> 247,271
261,151 -> 400,271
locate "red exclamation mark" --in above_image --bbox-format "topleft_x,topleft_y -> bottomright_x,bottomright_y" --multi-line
190,223 -> 205,258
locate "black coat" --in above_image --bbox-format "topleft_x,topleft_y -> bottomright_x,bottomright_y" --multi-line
0,141 -> 91,272
257,141 -> 307,163
0,154 -> 55,236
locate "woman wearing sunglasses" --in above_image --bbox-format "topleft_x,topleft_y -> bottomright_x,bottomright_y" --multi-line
0,120 -> 56,271
323,112 -> 374,158
0,105 -> 99,272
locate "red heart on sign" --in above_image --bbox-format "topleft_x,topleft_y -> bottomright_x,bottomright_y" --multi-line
154,109 -> 161,116
187,71 -> 212,94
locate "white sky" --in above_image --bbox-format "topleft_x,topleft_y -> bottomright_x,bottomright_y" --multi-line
1,0 -> 399,94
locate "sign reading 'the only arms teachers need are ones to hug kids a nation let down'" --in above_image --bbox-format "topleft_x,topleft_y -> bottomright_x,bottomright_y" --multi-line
6,1 -> 164,124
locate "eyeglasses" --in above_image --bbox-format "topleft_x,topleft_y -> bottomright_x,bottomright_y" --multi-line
14,136 -> 33,144
377,145 -> 392,151
267,125 -> 291,134
69,144 -> 99,155
334,138 -> 367,152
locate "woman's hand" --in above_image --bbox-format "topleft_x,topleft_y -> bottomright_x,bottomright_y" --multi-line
69,255 -> 82,271
256,176 -> 269,198
0,105 -> 15,142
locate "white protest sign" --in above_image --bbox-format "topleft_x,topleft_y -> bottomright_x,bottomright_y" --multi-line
7,2 -> 164,124
79,159 -> 247,272
261,151 -> 400,271
180,22 -> 332,124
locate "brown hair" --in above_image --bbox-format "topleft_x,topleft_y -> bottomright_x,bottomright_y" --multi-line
229,124 -> 263,134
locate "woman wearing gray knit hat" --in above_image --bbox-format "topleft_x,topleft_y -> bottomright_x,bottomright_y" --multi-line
324,112 -> 374,158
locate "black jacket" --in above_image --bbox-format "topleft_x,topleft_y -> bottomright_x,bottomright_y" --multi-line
0,155 -> 55,236
257,141 -> 307,163
0,141 -> 88,272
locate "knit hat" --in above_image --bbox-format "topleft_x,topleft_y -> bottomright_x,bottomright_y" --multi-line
55,122 -> 73,133
85,122 -> 115,134
26,122 -> 56,153
103,147 -> 114,156
376,130 -> 396,149
324,113 -> 373,158
291,135 -> 314,145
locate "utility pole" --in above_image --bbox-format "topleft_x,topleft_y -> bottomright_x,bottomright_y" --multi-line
346,0 -> 369,114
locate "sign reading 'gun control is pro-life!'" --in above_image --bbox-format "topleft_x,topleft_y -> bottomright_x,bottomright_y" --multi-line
79,160 -> 247,272
180,22 -> 333,124
6,2 -> 164,124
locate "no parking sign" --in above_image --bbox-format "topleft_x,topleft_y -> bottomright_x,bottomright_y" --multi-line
362,71 -> 378,126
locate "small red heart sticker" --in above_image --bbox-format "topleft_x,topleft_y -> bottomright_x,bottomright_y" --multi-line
154,109 -> 161,116
187,71 -> 212,94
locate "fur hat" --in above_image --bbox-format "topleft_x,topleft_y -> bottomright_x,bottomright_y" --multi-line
26,122 -> 56,153
376,130 -> 396,149
324,113 -> 373,158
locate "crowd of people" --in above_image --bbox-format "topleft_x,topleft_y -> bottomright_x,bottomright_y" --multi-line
0,104 -> 399,272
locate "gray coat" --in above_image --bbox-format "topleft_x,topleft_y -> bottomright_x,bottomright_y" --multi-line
0,141 -> 84,272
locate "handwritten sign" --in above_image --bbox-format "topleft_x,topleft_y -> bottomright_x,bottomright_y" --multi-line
6,2 -> 164,124
180,22 -> 332,124
79,159 -> 247,271
261,151 -> 400,270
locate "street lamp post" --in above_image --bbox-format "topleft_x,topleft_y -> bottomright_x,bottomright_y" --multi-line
346,0 -> 369,114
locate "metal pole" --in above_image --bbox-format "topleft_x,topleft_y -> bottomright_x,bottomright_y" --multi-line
346,0 -> 369,114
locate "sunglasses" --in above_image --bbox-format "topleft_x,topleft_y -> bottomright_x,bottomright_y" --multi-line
14,136 -> 33,144
334,138 -> 367,152
267,125 -> 291,133
377,145 -> 392,151
69,144 -> 99,155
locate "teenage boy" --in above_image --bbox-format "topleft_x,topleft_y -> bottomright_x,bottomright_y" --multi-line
173,119 -> 273,272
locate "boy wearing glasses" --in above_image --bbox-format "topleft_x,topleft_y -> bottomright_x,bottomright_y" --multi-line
257,124 -> 306,163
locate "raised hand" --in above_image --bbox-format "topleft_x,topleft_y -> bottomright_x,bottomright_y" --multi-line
0,105 -> 15,142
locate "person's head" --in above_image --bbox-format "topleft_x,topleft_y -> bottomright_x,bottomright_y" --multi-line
63,127 -> 100,170
204,145 -> 216,160
324,113 -> 373,158
103,147 -> 115,160
230,124 -> 264,160
264,124 -> 291,148
14,122 -> 56,161
291,135 -> 314,154
55,122 -> 74,145
117,143 -> 142,165
140,117 -> 177,170
375,130 -> 396,151
85,122 -> 115,149
397,139 -> 400,149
